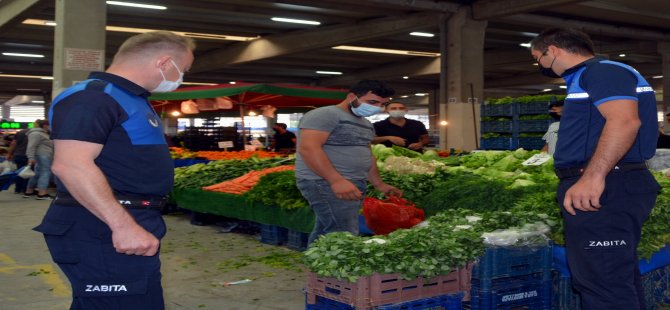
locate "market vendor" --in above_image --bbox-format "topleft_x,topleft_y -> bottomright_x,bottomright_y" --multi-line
372,102 -> 429,151
271,122 -> 296,151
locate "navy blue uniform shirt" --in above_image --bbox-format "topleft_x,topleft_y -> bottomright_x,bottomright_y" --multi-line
554,57 -> 657,169
49,72 -> 173,197
373,117 -> 428,149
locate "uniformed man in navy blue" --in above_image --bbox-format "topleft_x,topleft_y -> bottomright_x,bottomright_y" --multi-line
34,31 -> 195,309
530,28 -> 659,310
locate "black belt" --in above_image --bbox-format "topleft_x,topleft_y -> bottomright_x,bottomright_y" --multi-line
54,195 -> 167,210
555,163 -> 648,179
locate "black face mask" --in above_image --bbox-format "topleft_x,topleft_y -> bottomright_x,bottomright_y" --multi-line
549,112 -> 561,121
538,55 -> 561,78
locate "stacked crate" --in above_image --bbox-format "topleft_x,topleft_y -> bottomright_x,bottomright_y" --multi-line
469,245 -> 553,309
480,102 -> 553,151
306,264 -> 472,310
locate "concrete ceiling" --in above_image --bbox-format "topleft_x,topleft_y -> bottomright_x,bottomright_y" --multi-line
0,0 -> 667,106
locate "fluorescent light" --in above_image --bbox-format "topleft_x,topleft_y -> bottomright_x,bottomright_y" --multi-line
271,17 -> 320,25
440,120 -> 448,126
542,88 -> 553,92
180,81 -> 217,86
23,19 -> 257,42
652,75 -> 663,79
619,54 -> 626,57
410,32 -> 434,37
532,63 -> 538,66
229,81 -> 237,84
171,111 -> 181,116
402,76 -> 409,79
559,85 -> 567,89
400,95 -> 409,98
2,52 -> 44,58
31,100 -> 45,103
40,77 -> 54,80
106,1 -> 166,10
332,45 -> 440,57
0,74 -> 52,79
415,93 -> 427,96
519,43 -> 531,48
316,70 -> 342,75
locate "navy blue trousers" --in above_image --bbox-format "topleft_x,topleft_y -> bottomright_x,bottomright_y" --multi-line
34,203 -> 167,310
557,169 -> 659,310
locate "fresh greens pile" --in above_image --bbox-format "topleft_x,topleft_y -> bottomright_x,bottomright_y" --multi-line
366,170 -> 449,202
245,170 -> 309,210
304,208 -> 556,282
173,157 -> 292,190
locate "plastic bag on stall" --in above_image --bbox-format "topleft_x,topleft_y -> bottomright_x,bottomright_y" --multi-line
362,197 -> 425,235
481,222 -> 550,247
195,98 -> 218,111
0,160 -> 16,175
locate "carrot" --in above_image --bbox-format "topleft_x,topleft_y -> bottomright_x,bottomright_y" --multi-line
202,165 -> 294,194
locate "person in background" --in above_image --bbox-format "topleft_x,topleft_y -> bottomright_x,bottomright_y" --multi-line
7,120 -> 38,194
531,28 -> 659,310
33,31 -> 195,309
541,100 -> 564,155
23,119 -> 54,199
372,102 -> 429,151
295,80 -> 402,244
272,122 -> 296,151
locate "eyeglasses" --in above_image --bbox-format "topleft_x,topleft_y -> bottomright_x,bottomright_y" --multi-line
535,50 -> 548,63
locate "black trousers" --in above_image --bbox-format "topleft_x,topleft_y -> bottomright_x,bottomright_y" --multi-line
557,169 -> 660,310
12,155 -> 28,193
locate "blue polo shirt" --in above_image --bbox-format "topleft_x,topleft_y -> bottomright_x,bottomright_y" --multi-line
49,72 -> 173,197
554,57 -> 658,169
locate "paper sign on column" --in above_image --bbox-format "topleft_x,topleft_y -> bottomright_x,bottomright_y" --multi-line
522,154 -> 552,166
65,48 -> 105,71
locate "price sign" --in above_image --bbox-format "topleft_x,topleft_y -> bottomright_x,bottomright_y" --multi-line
522,153 -> 552,166
218,141 -> 234,149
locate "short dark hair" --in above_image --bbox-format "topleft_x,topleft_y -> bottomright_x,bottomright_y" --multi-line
549,100 -> 564,109
274,123 -> 287,129
530,28 -> 595,56
36,119 -> 49,128
349,80 -> 395,98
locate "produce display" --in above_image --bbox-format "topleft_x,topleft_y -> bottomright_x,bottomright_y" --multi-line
170,147 -> 281,160
485,94 -> 567,105
245,170 -> 309,210
202,165 -> 294,194
173,157 -> 293,190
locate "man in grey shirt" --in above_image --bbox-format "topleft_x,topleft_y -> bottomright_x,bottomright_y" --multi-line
295,80 -> 402,244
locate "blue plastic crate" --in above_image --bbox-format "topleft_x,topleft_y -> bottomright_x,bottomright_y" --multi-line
359,214 -> 374,235
480,138 -> 514,150
376,292 -> 464,310
552,272 -> 581,310
287,229 -> 309,251
518,120 -> 552,132
472,246 -> 553,285
306,292 -> 464,310
470,278 -> 552,310
480,121 -> 513,133
260,224 -> 288,245
518,102 -> 551,115
481,104 -> 514,117
517,137 -> 546,150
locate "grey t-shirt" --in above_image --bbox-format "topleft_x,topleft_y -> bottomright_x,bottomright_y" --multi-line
295,105 -> 374,180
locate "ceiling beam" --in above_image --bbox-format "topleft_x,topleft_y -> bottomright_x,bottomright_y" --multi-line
356,0 -> 459,13
0,0 -> 43,35
472,0 -> 584,20
191,12 -> 439,73
320,57 -> 440,87
498,13 -> 670,41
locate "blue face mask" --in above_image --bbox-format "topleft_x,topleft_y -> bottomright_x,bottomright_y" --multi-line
350,97 -> 382,117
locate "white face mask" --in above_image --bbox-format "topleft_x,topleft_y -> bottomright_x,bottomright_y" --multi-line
152,59 -> 183,93
388,110 -> 407,118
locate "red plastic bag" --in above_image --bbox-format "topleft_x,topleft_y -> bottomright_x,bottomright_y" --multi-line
362,197 -> 425,235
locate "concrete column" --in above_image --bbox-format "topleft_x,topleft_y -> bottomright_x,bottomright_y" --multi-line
660,42 -> 669,113
1,105 -> 10,120
443,7 -> 487,151
52,0 -> 106,97
438,14 -> 448,150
